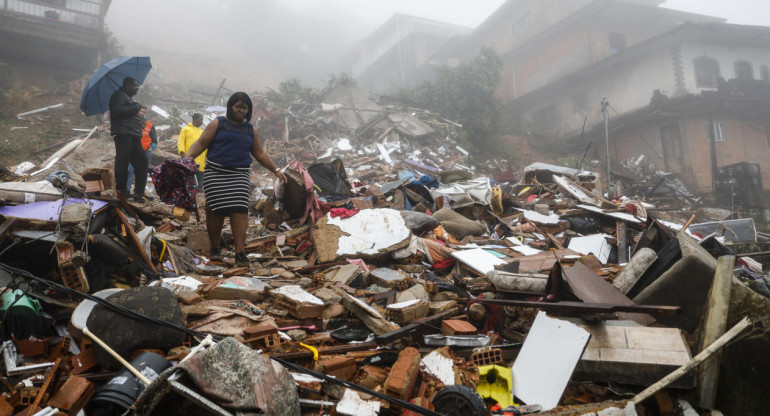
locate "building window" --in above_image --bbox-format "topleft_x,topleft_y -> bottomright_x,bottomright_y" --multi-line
708,122 -> 726,142
609,32 -> 626,54
694,57 -> 720,88
512,10 -> 533,34
660,124 -> 683,164
761,65 -> 770,83
734,60 -> 754,80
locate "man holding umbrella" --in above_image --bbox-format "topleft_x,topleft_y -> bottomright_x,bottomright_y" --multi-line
109,77 -> 153,201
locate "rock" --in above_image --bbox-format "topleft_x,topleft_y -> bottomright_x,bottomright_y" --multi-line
287,329 -> 307,341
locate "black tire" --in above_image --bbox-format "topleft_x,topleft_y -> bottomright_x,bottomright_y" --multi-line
432,385 -> 488,416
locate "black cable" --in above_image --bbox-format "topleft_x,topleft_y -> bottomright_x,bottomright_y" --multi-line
0,262 -> 209,340
272,357 -> 447,416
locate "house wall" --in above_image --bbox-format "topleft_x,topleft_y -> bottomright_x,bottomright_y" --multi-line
513,46 -> 678,138
472,0 -> 593,55
609,117 -> 770,192
681,42 -> 770,91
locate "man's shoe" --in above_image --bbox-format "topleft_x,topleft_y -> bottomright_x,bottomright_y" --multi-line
235,252 -> 250,267
209,247 -> 222,261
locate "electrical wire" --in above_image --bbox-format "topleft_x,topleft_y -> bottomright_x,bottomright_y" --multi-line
0,262 -> 209,340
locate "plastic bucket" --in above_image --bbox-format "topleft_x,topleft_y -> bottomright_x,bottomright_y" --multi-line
1,290 -> 41,315
88,352 -> 172,415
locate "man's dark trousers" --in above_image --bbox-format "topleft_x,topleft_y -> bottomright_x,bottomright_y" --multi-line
114,134 -> 148,195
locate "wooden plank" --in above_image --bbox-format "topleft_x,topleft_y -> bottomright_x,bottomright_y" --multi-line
617,221 -> 628,264
632,317 -> 751,404
576,325 -> 694,388
695,255 -> 736,409
113,207 -> 158,274
560,261 -> 655,326
517,248 -> 582,272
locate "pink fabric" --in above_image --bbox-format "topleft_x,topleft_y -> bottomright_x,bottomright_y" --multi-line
346,258 -> 370,273
288,160 -> 328,226
329,208 -> 360,219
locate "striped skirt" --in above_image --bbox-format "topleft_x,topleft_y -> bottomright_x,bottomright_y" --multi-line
203,160 -> 251,214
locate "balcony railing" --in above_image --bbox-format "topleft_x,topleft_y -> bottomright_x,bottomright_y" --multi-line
2,0 -> 104,30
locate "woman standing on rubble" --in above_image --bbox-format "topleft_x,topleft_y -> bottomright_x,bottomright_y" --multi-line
185,92 -> 287,266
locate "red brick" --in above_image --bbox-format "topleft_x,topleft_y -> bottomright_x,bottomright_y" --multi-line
385,347 -> 421,399
441,319 -> 477,335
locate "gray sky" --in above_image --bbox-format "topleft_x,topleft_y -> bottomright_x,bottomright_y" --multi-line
104,0 -> 770,91
661,0 -> 770,26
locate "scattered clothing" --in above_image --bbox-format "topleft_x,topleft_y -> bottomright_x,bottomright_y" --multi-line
149,158 -> 199,217
329,207 -> 360,219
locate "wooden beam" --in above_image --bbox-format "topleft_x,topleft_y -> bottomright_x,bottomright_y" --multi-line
113,207 -> 158,274
695,255 -> 736,409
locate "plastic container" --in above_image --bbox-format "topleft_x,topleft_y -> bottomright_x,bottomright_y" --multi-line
88,352 -> 172,416
1,290 -> 41,315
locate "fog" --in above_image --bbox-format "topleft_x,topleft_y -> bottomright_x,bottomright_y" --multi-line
105,0 -> 505,91
105,0 -> 770,92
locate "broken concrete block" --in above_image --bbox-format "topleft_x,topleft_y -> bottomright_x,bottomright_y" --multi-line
429,300 -> 458,314
355,365 -> 389,389
185,230 -> 210,252
385,299 -> 429,323
311,208 -> 411,263
396,283 -> 430,304
208,276 -> 270,302
287,329 -> 307,341
321,263 -> 362,285
314,287 -> 342,305
271,285 -> 325,319
370,267 -> 411,290
384,347 -> 421,399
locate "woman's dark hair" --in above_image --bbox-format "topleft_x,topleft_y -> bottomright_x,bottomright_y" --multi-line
226,92 -> 252,122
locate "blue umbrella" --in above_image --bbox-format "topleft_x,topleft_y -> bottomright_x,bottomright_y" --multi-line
80,56 -> 152,116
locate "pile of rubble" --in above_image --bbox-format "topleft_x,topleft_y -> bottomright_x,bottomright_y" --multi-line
0,86 -> 768,416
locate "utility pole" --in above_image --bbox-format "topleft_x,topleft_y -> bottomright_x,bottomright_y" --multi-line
602,98 -> 611,196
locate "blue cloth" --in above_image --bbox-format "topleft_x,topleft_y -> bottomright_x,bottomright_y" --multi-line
412,175 -> 439,189
206,116 -> 254,167
127,149 -> 152,193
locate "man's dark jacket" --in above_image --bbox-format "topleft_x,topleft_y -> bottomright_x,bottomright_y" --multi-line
109,87 -> 142,138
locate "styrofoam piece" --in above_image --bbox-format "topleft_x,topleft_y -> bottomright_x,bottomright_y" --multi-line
327,209 -> 411,257
511,311 -> 590,411
421,350 -> 455,386
451,248 -> 507,275
336,388 -> 380,416
567,233 -> 613,263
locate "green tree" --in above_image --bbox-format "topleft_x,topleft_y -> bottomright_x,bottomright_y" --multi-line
397,47 -> 503,151
99,26 -> 124,65
265,78 -> 315,108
